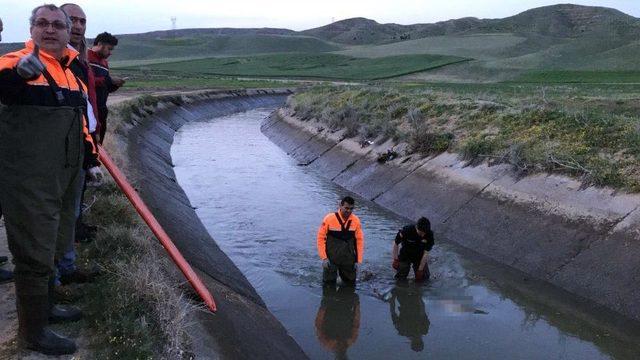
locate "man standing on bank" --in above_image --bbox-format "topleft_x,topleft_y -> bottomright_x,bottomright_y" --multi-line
88,32 -> 125,144
392,217 -> 434,281
0,4 -> 97,355
317,196 -> 364,285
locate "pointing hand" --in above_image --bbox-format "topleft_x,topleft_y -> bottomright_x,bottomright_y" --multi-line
16,44 -> 45,79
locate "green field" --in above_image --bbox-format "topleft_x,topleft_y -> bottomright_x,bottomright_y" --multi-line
112,69 -> 300,90
512,70 -> 640,84
335,34 -> 527,60
120,53 -> 468,80
110,34 -> 342,62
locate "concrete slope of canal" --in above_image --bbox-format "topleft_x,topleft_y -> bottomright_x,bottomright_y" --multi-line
104,89 -> 307,359
169,104 -> 640,359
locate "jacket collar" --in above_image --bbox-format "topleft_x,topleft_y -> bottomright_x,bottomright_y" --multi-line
25,39 -> 79,67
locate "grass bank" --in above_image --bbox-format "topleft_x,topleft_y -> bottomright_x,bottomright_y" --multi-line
77,179 -> 195,358
290,85 -> 640,191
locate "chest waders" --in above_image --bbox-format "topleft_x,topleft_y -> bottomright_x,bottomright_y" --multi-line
323,213 -> 358,285
326,212 -> 357,266
0,70 -> 84,355
0,104 -> 84,295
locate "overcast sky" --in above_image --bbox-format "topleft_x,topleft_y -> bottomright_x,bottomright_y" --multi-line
1,0 -> 638,43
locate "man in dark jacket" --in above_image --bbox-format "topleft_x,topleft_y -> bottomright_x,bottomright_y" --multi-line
53,3 -> 102,291
392,217 -> 434,281
88,31 -> 125,144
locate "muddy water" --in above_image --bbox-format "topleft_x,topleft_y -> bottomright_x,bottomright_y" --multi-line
171,108 -> 640,359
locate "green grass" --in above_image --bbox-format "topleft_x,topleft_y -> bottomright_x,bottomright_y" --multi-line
114,73 -> 299,91
290,85 -> 640,191
513,71 -> 640,84
120,53 -> 468,81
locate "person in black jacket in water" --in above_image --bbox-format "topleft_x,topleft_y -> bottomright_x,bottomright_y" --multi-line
392,217 -> 434,281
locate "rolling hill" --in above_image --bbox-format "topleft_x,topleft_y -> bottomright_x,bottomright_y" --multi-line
0,4 -> 637,81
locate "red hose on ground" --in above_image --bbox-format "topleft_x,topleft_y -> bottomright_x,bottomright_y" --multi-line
98,146 -> 217,313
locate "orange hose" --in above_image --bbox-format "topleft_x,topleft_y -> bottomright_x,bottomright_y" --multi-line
98,146 -> 217,312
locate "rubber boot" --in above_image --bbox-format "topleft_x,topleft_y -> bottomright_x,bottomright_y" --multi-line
48,278 -> 82,323
17,295 -> 77,355
0,268 -> 14,284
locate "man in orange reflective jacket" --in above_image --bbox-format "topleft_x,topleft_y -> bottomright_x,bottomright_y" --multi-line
0,4 -> 99,355
317,196 -> 364,285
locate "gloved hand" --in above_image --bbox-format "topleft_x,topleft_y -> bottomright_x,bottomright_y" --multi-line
392,258 -> 400,270
17,44 -> 45,79
87,166 -> 103,185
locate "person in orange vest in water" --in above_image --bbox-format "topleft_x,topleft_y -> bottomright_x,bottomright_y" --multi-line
317,196 -> 364,285
315,285 -> 360,359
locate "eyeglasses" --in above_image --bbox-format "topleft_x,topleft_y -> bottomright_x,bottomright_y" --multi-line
33,19 -> 68,30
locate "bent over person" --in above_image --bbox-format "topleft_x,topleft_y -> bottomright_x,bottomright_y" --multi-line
317,196 -> 364,285
0,4 -> 100,355
392,217 -> 434,281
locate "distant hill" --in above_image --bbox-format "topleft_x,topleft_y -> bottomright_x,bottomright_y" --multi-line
301,17 -> 486,45
1,4 -> 638,77
304,4 -> 640,44
330,4 -> 640,77
485,4 -> 640,39
0,28 -> 341,64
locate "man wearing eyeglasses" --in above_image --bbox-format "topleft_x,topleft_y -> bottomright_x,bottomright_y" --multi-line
317,196 -> 365,285
0,4 -> 98,356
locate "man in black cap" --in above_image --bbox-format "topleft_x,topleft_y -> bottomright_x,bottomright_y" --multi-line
392,217 -> 434,281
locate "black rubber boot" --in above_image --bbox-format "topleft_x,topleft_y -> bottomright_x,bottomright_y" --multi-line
48,278 -> 82,323
49,304 -> 82,324
17,295 -> 77,355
